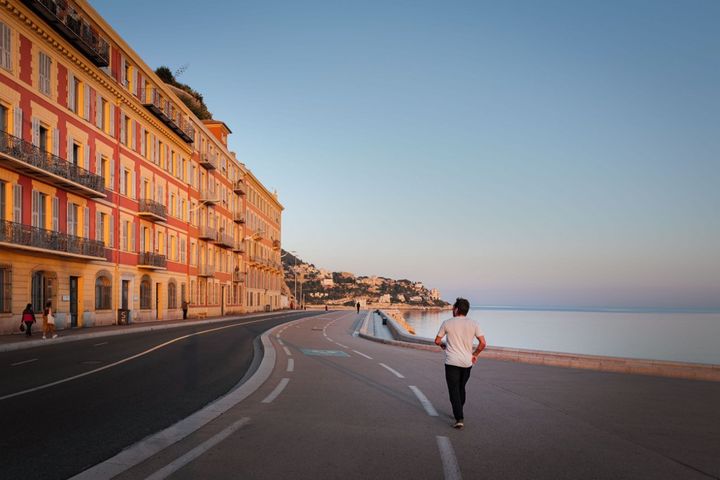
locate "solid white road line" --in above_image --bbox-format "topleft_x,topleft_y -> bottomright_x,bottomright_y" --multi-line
436,436 -> 462,480
379,363 -> 405,378
283,346 -> 292,356
352,350 -> 372,360
287,358 -> 294,372
1,319 -> 271,402
277,338 -> 285,346
93,342 -> 109,347
261,378 -> 290,404
11,358 -> 38,367
409,386 -> 438,416
335,342 -> 348,348
144,417 -> 250,480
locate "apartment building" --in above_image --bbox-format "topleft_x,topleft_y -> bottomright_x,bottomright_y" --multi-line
0,0 -> 283,333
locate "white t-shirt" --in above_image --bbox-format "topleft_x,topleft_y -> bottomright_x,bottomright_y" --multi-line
437,316 -> 484,368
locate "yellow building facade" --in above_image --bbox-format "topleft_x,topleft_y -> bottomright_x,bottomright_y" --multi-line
0,0 -> 283,334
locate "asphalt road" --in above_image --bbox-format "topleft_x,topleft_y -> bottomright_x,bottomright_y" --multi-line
112,311 -> 720,480
0,311 -> 319,480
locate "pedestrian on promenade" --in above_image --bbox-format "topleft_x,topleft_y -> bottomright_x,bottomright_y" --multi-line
21,304 -> 36,337
356,301 -> 360,313
181,299 -> 189,320
43,300 -> 57,339
434,297 -> 486,429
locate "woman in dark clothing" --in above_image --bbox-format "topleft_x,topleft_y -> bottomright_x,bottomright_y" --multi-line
21,304 -> 36,337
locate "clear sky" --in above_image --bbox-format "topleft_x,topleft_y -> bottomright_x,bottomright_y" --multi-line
92,0 -> 720,309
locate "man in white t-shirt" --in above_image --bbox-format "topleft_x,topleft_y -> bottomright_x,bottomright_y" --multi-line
434,297 -> 486,429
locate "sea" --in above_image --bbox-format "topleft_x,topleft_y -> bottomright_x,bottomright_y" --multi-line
402,307 -> 720,365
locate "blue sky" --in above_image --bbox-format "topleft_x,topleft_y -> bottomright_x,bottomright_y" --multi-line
92,0 -> 720,308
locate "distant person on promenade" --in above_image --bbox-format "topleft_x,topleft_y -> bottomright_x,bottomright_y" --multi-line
181,299 -> 189,320
21,304 -> 36,337
43,300 -> 57,339
434,298 -> 486,429
356,301 -> 360,313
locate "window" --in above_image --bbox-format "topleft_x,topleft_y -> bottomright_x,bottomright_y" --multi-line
67,203 -> 78,236
0,266 -> 11,313
38,52 -> 51,95
168,281 -> 177,309
95,275 -> 112,310
31,190 -> 47,228
68,73 -> 81,114
0,21 -> 11,71
0,103 -> 7,132
140,275 -> 152,309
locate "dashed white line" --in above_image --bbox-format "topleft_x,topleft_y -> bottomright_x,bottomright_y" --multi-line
11,358 -> 38,367
436,436 -> 462,480
277,338 -> 285,346
93,342 -> 109,347
283,346 -> 292,356
144,417 -> 250,480
262,378 -> 290,404
379,363 -> 405,378
352,350 -> 372,359
335,342 -> 348,348
409,386 -> 438,416
287,358 -> 294,372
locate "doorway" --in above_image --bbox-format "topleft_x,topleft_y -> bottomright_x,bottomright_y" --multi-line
121,280 -> 130,310
69,276 -> 78,327
155,282 -> 161,320
31,271 -> 51,313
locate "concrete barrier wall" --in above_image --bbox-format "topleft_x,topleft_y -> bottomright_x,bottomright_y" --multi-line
372,310 -> 720,382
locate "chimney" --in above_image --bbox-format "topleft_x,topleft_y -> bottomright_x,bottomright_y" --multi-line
202,120 -> 232,148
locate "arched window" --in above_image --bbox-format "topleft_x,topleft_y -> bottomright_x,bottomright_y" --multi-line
140,275 -> 152,309
168,281 -> 177,309
95,275 -> 112,310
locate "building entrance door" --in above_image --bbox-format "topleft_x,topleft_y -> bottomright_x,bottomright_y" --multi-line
69,276 -> 78,327
31,271 -> 48,313
155,283 -> 161,320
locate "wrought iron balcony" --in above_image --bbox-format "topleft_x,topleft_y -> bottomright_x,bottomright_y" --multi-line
0,130 -> 106,199
214,232 -> 234,249
138,251 -> 167,270
233,180 -> 246,195
232,241 -> 245,253
272,239 -> 281,250
233,211 -> 245,224
0,219 -> 105,260
142,88 -> 194,144
199,187 -> 219,205
198,226 -> 216,241
22,0 -> 110,67
198,264 -> 215,277
137,199 -> 167,222
232,270 -> 244,283
199,152 -> 217,170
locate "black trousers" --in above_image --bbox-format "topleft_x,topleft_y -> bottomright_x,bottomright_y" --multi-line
445,364 -> 472,421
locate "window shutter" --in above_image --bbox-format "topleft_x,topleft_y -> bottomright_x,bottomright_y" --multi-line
109,158 -> 115,191
67,72 -> 74,110
119,112 -> 125,143
95,151 -> 102,180
52,196 -> 59,231
13,184 -> 22,223
133,69 -> 138,97
83,85 -> 90,120
109,213 -> 114,247
109,103 -> 115,136
13,106 -> 22,138
131,171 -> 136,199
140,128 -> 146,155
52,128 -> 59,156
83,206 -> 89,238
120,56 -> 126,85
83,146 -> 89,170
95,94 -> 102,128
95,211 -> 101,241
31,191 -> 39,227
140,226 -> 145,252
0,22 -> 11,69
130,120 -> 136,150
67,203 -> 73,235
31,117 -> 39,146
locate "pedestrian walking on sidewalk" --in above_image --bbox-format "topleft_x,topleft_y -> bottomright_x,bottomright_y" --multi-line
43,301 -> 58,339
356,301 -> 360,314
182,299 -> 189,320
434,297 -> 486,429
21,304 -> 36,337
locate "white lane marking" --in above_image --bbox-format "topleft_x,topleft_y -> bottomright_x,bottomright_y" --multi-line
11,358 -> 38,367
1,319 -> 269,402
93,342 -> 109,347
287,358 -> 294,372
436,436 -> 462,480
335,342 -> 348,348
283,346 -> 292,356
262,378 -> 290,404
277,338 -> 285,346
409,386 -> 438,416
379,363 -> 405,378
352,350 -> 372,360
144,417 -> 250,480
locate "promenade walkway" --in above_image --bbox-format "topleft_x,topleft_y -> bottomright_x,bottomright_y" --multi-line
62,310 -> 720,480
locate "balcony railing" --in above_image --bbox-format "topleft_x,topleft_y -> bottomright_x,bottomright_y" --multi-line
138,251 -> 167,269
232,241 -> 245,253
232,270 -> 244,283
199,152 -> 217,170
137,199 -> 167,222
199,188 -> 219,205
272,239 -> 281,250
0,219 -> 105,259
142,88 -> 194,143
198,226 -> 216,241
198,264 -> 215,277
22,0 -> 110,67
233,211 -> 245,224
233,180 -> 246,195
214,232 -> 234,249
0,130 -> 106,199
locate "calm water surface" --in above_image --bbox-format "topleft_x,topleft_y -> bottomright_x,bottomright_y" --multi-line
402,307 -> 720,365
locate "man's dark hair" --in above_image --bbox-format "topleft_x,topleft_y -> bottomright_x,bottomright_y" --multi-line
453,298 -> 470,316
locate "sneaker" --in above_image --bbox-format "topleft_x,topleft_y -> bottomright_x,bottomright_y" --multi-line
453,421 -> 464,429
52,334 -> 58,339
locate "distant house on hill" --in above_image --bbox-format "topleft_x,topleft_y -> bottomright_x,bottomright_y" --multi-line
321,278 -> 335,288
